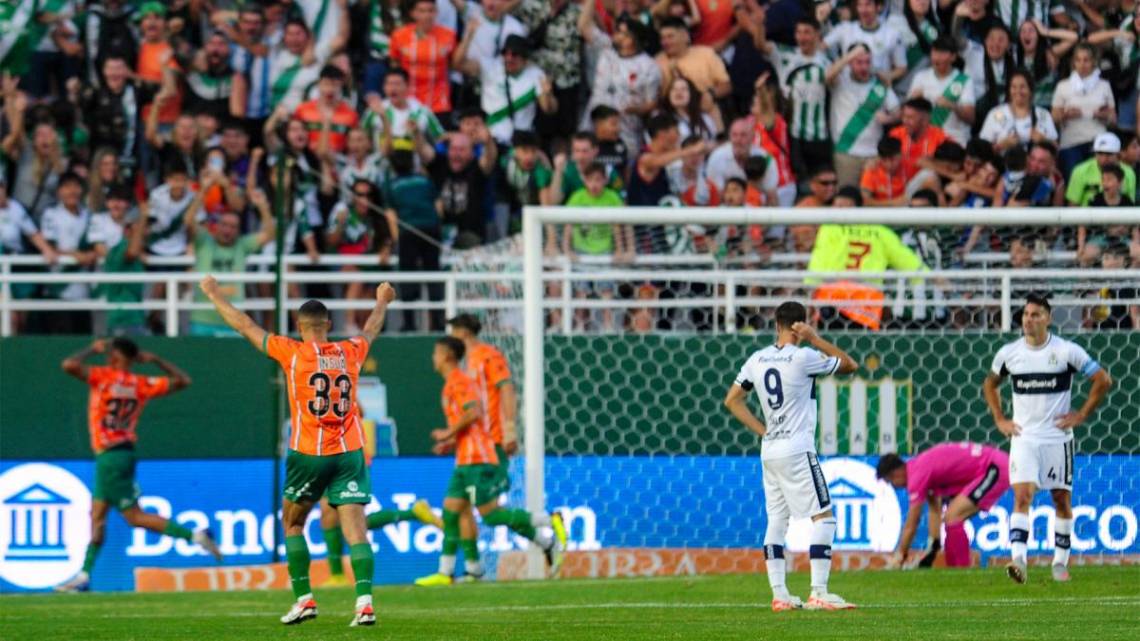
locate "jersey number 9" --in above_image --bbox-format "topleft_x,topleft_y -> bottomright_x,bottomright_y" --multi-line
764,369 -> 784,410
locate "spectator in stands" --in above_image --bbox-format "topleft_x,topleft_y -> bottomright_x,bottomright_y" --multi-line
564,161 -> 631,333
39,171 -> 93,334
907,36 -> 975,147
428,123 -> 497,246
655,17 -> 732,100
294,65 -> 359,156
457,0 -> 529,67
1086,242 -> 1137,330
329,178 -> 397,329
1008,234 -> 1036,269
227,3 -> 276,130
827,44 -> 901,189
218,119 -> 253,195
796,165 -> 838,207
707,116 -> 778,204
1067,132 -> 1137,206
185,31 -> 234,120
861,137 -> 907,207
667,135 -> 719,206
978,69 -> 1059,154
76,0 -> 139,85
145,102 -> 203,183
656,76 -> 721,143
389,0 -> 460,118
998,146 -> 1055,208
629,115 -> 707,208
1052,43 -> 1116,177
751,80 -> 796,207
825,0 -> 907,89
545,132 -> 621,206
889,98 -> 946,183
0,170 -> 58,333
1014,20 -> 1077,111
146,158 -> 198,259
1025,141 -> 1066,207
135,2 -> 181,131
78,55 -> 140,173
8,115 -> 67,221
578,3 -> 661,154
1089,164 -> 1134,208
455,33 -> 556,147
590,107 -> 631,182
98,185 -> 148,337
960,20 -> 1013,132
385,147 -> 443,331
87,181 -> 131,260
87,148 -> 123,214
362,69 -> 446,152
500,130 -> 552,234
516,0 -> 584,148
269,15 -> 347,116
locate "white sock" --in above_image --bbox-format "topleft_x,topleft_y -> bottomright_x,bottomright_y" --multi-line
439,554 -> 456,576
809,517 -> 837,594
1053,518 -> 1073,567
297,592 -> 313,603
465,559 -> 485,577
764,544 -> 788,598
1009,512 -> 1030,564
355,595 -> 372,608
531,511 -> 551,528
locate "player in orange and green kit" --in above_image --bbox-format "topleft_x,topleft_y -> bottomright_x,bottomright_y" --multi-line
54,338 -> 222,593
446,314 -> 567,581
200,276 -> 397,627
414,337 -> 565,586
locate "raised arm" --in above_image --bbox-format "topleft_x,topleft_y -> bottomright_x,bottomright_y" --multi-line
199,275 -> 269,352
136,351 -> 192,392
792,322 -> 858,374
61,340 -> 106,381
452,15 -> 481,77
359,282 -> 397,344
723,383 -> 767,437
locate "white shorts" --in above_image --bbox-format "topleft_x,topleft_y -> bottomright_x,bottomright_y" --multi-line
762,451 -> 832,519
1009,438 -> 1074,491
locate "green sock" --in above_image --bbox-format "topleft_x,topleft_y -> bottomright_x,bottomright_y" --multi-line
81,543 -> 102,574
323,527 -> 344,576
349,543 -> 374,598
285,535 -> 312,598
460,538 -> 479,562
162,520 -> 194,541
366,509 -> 415,529
482,508 -> 537,540
442,509 -> 460,556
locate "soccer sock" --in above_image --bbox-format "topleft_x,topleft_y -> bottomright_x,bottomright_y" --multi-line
809,517 -> 837,594
285,535 -> 312,599
943,522 -> 970,567
81,543 -> 102,574
1053,518 -> 1073,567
763,544 -> 787,597
366,509 -> 415,529
323,527 -> 344,576
349,543 -> 374,599
1009,512 -> 1030,565
482,508 -> 538,541
162,520 -> 193,541
461,539 -> 483,577
438,509 -> 460,575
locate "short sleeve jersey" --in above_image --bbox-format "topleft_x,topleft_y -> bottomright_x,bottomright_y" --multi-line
905,442 -> 1006,505
990,334 -> 1101,444
266,334 -> 369,455
465,343 -> 512,444
443,368 -> 497,466
734,344 -> 841,460
86,366 -> 171,453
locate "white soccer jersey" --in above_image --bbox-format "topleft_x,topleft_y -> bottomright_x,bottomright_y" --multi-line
990,334 -> 1101,444
86,212 -> 125,249
146,185 -> 197,257
40,205 -> 91,301
770,44 -> 831,143
823,21 -> 905,77
479,60 -> 548,145
734,344 -> 841,460
908,68 -> 976,145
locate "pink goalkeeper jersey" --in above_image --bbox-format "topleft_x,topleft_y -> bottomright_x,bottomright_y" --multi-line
905,442 -> 1008,505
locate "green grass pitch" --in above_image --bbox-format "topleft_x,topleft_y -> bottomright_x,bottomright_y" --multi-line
2,566 -> 1138,641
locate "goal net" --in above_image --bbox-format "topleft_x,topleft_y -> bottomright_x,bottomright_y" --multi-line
457,207 -> 1139,578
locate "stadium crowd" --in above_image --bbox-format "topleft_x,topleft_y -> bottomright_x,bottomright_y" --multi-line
0,0 -> 1138,335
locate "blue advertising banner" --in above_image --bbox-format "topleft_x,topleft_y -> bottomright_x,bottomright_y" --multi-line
1,456 -> 1136,592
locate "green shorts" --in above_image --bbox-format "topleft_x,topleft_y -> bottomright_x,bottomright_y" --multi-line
494,443 -> 510,486
94,446 -> 141,511
284,449 -> 371,506
446,463 -> 508,507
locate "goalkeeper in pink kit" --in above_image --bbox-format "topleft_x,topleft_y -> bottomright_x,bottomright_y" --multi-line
877,443 -> 1010,568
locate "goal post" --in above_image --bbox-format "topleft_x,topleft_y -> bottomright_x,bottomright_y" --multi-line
509,206 -> 1140,578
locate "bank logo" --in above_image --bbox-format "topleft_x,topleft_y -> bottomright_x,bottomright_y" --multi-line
787,458 -> 902,552
0,464 -> 92,589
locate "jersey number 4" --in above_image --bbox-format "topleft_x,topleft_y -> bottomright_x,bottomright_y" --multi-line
308,373 -> 352,418
846,241 -> 872,269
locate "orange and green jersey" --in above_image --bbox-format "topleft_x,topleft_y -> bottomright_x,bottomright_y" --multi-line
443,368 -> 497,466
266,334 -> 368,456
86,366 -> 171,453
465,342 -> 512,444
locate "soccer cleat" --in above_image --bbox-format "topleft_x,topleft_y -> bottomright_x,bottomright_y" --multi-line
321,573 -> 350,588
548,511 -> 568,578
805,592 -> 856,610
280,598 -> 318,625
194,529 -> 223,562
412,499 -> 443,528
349,604 -> 376,627
54,571 -> 90,593
1006,560 -> 1027,584
771,595 -> 804,612
1051,564 -> 1071,582
457,574 -> 483,584
414,572 -> 453,587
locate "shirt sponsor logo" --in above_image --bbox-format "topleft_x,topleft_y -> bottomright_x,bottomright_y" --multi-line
1011,372 -> 1072,395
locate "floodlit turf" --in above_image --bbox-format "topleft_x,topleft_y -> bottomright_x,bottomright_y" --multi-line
2,566 -> 1138,641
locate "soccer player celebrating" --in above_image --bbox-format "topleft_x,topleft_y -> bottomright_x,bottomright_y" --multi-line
415,337 -> 564,586
723,302 -> 859,611
877,442 -> 1010,569
55,339 -> 221,593
984,294 -> 1113,584
200,276 -> 397,626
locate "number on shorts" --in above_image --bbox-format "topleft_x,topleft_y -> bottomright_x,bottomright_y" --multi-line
103,398 -> 139,431
1047,467 -> 1057,481
764,369 -> 784,410
307,373 -> 353,418
466,485 -> 478,505
845,241 -> 872,269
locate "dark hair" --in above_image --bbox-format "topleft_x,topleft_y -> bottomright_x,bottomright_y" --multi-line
933,140 -> 966,163
1101,162 -> 1125,182
1104,241 -> 1130,259
904,97 -> 933,113
659,16 -> 689,32
1025,292 -> 1051,312
931,34 -> 958,54
448,313 -> 482,335
774,301 -> 808,329
571,130 -> 599,147
319,65 -> 346,82
163,156 -> 189,178
57,171 -> 84,188
616,16 -> 649,52
384,67 -> 410,83
457,106 -> 486,122
511,129 -> 541,149
794,17 -> 821,31
1028,140 -> 1057,158
744,156 -> 770,181
110,337 -> 139,360
876,453 -> 905,480
298,299 -> 330,321
903,0 -> 937,57
437,336 -> 466,362
910,188 -> 938,205
724,176 -> 747,191
350,178 -> 374,195
646,113 -> 677,139
106,182 -> 133,202
1004,145 -> 1028,172
965,138 -> 996,163
1114,128 -> 1138,150
590,104 -> 620,122
982,21 -> 1014,102
284,18 -> 310,34
812,164 -> 837,179
1014,21 -> 1050,85
583,161 -> 607,178
1005,69 -> 1039,130
836,185 -> 864,206
389,149 -> 415,176
877,136 -> 902,158
659,75 -> 714,140
846,43 -> 871,56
